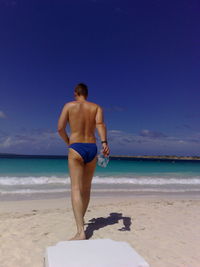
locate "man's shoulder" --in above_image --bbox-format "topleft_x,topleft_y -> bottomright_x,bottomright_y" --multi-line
63,101 -> 76,107
87,101 -> 103,112
63,101 -> 100,109
87,101 -> 99,107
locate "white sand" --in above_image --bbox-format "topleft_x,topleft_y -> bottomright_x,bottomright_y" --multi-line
0,196 -> 200,267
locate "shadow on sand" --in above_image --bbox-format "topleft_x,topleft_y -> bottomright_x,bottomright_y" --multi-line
85,212 -> 131,239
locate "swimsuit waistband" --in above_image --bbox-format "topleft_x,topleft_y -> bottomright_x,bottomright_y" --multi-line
69,142 -> 96,145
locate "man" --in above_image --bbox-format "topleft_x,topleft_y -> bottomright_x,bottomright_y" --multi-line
57,83 -> 110,240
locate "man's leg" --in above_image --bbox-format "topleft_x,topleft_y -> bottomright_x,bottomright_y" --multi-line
68,148 -> 85,240
82,156 -> 97,218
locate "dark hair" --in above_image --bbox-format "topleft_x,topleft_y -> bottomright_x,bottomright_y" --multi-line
74,83 -> 88,98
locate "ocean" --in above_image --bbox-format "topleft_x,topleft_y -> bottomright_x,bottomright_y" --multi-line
0,156 -> 200,200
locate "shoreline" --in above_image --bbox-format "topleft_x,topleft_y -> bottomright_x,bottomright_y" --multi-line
1,189 -> 200,202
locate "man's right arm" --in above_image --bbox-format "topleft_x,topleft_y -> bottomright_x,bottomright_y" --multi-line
95,105 -> 110,156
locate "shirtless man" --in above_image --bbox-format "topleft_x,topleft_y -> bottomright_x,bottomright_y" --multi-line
57,83 -> 110,240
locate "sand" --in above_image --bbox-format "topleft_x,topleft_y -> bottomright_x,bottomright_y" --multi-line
0,195 -> 200,267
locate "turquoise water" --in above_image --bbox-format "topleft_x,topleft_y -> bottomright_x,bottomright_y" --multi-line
1,157 -> 200,177
0,157 -> 200,196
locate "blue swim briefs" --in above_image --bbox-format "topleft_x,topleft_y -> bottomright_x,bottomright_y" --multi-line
68,142 -> 98,163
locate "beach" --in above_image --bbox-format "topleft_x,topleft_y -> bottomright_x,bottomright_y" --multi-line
1,193 -> 200,267
1,156 -> 200,266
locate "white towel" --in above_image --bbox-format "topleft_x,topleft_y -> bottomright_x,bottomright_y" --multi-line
44,238 -> 150,267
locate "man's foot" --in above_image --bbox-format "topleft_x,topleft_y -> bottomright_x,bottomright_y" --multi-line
68,231 -> 86,241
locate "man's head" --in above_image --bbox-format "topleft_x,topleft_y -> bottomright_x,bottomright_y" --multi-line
74,83 -> 88,100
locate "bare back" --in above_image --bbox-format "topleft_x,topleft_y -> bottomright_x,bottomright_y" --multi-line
68,100 -> 98,144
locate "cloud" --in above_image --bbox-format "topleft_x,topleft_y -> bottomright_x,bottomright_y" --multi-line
108,129 -> 168,146
1,127 -> 200,155
108,129 -> 168,143
139,129 -> 168,138
175,124 -> 192,130
107,128 -> 200,155
0,111 -> 6,118
107,130 -> 138,145
109,130 -> 123,134
0,136 -> 27,148
182,124 -> 191,129
187,138 -> 200,143
0,128 -> 60,149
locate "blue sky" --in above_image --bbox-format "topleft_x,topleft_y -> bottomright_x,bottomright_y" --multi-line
0,0 -> 200,156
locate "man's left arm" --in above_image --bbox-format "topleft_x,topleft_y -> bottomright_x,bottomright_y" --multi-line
57,103 -> 70,145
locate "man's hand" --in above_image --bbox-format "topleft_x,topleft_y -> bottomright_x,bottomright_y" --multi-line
101,143 -> 110,157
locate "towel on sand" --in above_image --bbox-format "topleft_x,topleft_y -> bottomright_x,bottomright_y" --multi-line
44,238 -> 150,267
